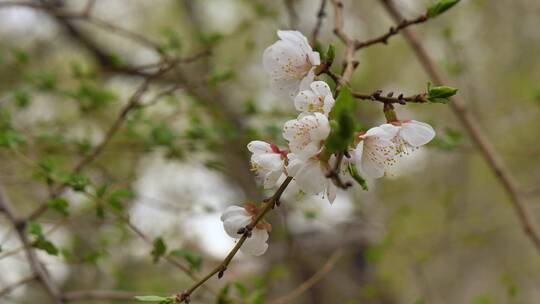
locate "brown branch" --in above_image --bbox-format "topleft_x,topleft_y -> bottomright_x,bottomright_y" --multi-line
284,0 -> 299,29
352,90 -> 429,104
354,13 -> 428,50
311,0 -> 328,44
0,275 -> 37,297
63,290 -> 151,302
268,249 -> 344,304
0,187 -> 64,304
378,0 -> 540,253
177,176 -> 294,303
330,0 -> 358,86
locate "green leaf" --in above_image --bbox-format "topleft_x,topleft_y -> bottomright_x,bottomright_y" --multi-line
325,86 -> 358,155
347,164 -> 368,191
34,236 -> 59,256
170,249 -> 203,272
233,282 -> 248,298
217,284 -> 233,304
427,0 -> 460,18
0,129 -> 25,148
151,237 -> 167,263
13,88 -> 31,108
65,174 -> 90,192
426,82 -> 458,103
48,198 -> 69,216
325,44 -> 336,63
27,221 -> 43,236
106,188 -> 134,210
134,295 -> 170,302
209,68 -> 235,85
150,123 -> 176,146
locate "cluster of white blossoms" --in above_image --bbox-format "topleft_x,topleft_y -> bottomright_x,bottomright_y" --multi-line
221,30 -> 436,256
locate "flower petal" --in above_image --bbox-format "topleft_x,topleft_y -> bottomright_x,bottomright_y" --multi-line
400,120 -> 436,147
293,159 -> 327,195
294,90 -> 317,112
221,206 -> 251,238
247,140 -> 273,154
310,81 -> 332,97
241,228 -> 269,256
327,181 -> 337,204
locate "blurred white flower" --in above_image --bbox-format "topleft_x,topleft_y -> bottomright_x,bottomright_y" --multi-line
286,153 -> 337,204
294,81 -> 335,116
247,141 -> 286,189
283,112 -> 330,160
353,124 -> 399,179
263,30 -> 320,99
220,205 -> 270,256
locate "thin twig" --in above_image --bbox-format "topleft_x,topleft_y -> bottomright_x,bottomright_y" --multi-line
0,187 -> 64,304
0,275 -> 37,297
354,13 -> 428,50
311,0 -> 328,44
63,290 -> 152,302
177,176 -> 294,303
268,249 -> 344,304
352,90 -> 429,104
378,0 -> 540,253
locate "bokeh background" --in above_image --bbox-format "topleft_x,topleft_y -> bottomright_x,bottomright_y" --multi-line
1,0 -> 539,303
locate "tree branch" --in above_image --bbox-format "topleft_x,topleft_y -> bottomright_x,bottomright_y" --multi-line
177,176 -> 293,303
0,187 -> 64,303
268,249 -> 344,304
378,0 -> 540,253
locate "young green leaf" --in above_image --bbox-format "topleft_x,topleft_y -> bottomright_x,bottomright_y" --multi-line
426,82 -> 458,103
324,86 -> 358,155
48,198 -> 69,216
347,163 -> 368,191
27,221 -> 43,236
170,249 -> 203,272
151,237 -> 167,263
427,0 -> 460,18
134,295 -> 170,302
34,236 -> 59,256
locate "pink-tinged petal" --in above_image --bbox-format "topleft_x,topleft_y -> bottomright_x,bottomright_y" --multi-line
310,81 -> 332,97
322,94 -> 335,116
263,171 -> 283,189
277,30 -> 308,45
293,159 -> 327,195
327,182 -> 337,204
221,206 -> 251,238
252,153 -> 283,171
309,51 -> 321,66
400,120 -> 436,147
367,124 -> 399,140
247,140 -> 272,154
361,153 -> 385,179
241,228 -> 269,256
353,141 -> 364,166
308,113 -> 330,140
294,90 -> 317,112
282,118 -> 301,142
299,69 -> 315,92
285,153 -> 304,176
296,141 -> 321,160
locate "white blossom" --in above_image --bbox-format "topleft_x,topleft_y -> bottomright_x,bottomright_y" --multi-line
382,120 -> 436,155
220,205 -> 270,256
247,140 -> 286,189
282,112 -> 330,160
294,81 -> 335,116
286,153 -> 337,204
263,30 -> 321,99
352,124 -> 399,179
